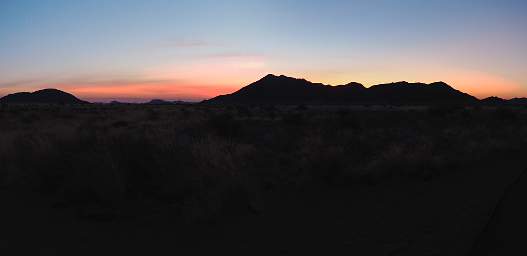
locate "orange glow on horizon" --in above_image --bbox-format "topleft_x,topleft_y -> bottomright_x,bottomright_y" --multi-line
66,82 -> 240,102
1,68 -> 525,102
442,71 -> 525,99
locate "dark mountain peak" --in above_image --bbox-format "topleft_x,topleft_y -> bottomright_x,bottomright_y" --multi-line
146,99 -> 173,105
337,82 -> 366,89
260,74 -> 279,80
509,98 -> 527,105
205,75 -> 478,105
483,96 -> 506,101
246,74 -> 321,91
259,73 -> 295,81
258,74 -> 310,83
481,96 -> 508,105
429,81 -> 450,87
36,88 -> 65,93
370,81 -> 411,88
480,96 -> 527,106
264,73 -> 277,78
35,88 -> 79,98
0,88 -> 88,104
371,81 -> 455,89
346,82 -> 365,87
428,82 -> 457,91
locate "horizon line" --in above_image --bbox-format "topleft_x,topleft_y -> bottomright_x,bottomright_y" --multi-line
1,74 -> 526,102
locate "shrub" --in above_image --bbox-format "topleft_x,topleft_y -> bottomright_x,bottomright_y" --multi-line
207,112 -> 242,138
494,107 -> 518,122
1,105 -> 526,222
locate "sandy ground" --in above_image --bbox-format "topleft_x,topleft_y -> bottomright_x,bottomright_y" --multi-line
1,152 -> 525,256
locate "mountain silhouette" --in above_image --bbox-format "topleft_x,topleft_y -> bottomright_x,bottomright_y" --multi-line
0,89 -> 87,104
481,96 -> 508,106
205,74 -> 478,105
146,99 -> 175,105
145,99 -> 194,105
509,98 -> 527,106
480,97 -> 527,106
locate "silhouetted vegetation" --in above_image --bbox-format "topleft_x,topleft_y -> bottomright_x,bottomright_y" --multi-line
1,104 -> 526,223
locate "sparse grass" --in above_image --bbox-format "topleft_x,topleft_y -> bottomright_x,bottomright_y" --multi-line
1,104 -> 526,222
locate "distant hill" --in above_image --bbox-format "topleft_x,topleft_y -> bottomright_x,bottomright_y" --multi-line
480,97 -> 527,106
145,99 -> 195,105
481,97 -> 508,106
0,89 -> 88,104
146,99 -> 175,105
508,98 -> 527,106
204,74 -> 479,105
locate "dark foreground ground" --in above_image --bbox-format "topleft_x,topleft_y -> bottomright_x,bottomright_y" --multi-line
1,104 -> 526,255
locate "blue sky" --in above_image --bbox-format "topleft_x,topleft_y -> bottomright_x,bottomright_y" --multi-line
1,0 -> 526,101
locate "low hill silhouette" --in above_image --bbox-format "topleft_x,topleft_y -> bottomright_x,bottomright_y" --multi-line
480,96 -> 527,106
145,99 -> 194,105
146,99 -> 175,105
204,74 -> 479,105
0,89 -> 87,104
481,96 -> 508,106
508,98 -> 527,106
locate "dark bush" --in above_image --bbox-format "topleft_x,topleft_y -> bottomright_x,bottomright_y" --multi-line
2,104 -> 527,223
427,105 -> 463,118
236,105 -> 253,118
494,107 -> 518,122
283,112 -> 305,126
207,112 -> 242,138
296,105 -> 308,111
146,108 -> 160,120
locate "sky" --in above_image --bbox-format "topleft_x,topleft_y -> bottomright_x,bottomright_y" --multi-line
1,0 -> 526,102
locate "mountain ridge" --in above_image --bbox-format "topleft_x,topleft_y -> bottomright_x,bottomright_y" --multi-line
205,74 -> 479,105
0,88 -> 88,104
2,75 -> 525,106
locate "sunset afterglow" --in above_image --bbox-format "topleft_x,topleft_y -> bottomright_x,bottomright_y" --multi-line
1,0 -> 526,101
